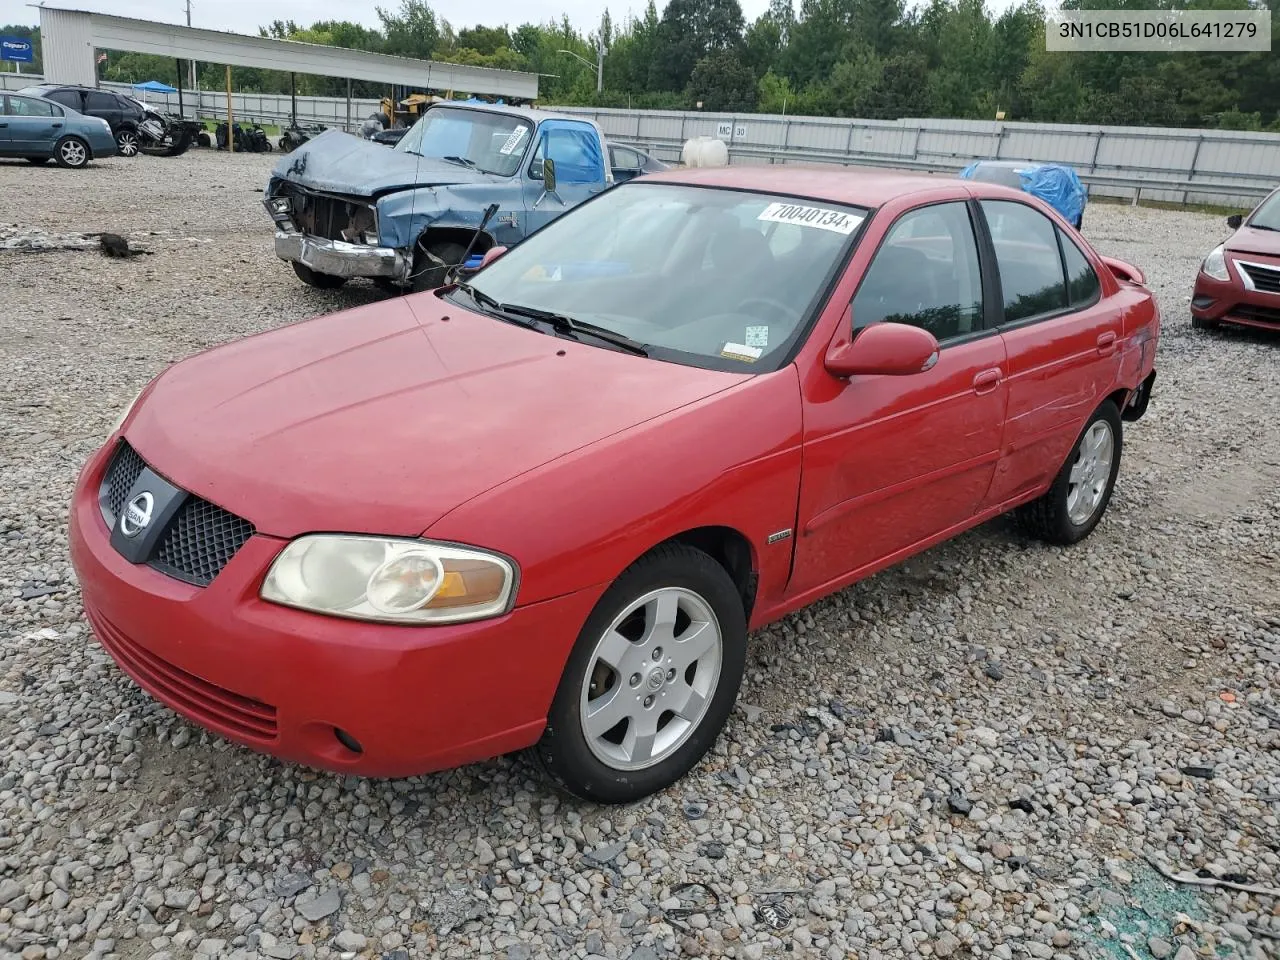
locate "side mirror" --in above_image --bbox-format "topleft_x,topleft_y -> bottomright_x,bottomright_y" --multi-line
479,245 -> 508,269
825,322 -> 940,378
1226,213 -> 1243,230
543,157 -> 557,194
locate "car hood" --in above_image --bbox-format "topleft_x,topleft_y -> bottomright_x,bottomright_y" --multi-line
270,129 -> 499,196
1225,225 -> 1280,259
124,296 -> 747,539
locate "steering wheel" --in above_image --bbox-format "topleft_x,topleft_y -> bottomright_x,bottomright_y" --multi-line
735,297 -> 794,322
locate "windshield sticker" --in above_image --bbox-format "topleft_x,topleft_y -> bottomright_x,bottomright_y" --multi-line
744,325 -> 769,348
498,127 -> 528,155
721,342 -> 763,362
757,202 -> 863,235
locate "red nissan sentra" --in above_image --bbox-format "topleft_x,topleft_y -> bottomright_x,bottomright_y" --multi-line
69,167 -> 1160,803
1191,184 -> 1280,332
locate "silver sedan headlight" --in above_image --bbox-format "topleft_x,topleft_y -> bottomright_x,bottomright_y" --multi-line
261,535 -> 518,625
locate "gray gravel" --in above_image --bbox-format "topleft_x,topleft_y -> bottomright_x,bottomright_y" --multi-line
1,149 -> 1278,960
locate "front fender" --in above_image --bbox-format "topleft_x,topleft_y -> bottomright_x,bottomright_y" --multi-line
378,183 -> 524,249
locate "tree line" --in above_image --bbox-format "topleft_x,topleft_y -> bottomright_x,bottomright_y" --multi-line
5,0 -> 1279,130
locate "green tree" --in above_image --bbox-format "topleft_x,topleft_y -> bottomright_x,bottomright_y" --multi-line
687,50 -> 757,110
377,0 -> 440,58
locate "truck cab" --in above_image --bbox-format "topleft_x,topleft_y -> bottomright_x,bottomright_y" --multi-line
264,102 -> 613,291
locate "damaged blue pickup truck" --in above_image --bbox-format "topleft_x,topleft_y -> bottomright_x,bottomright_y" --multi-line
263,102 -> 615,290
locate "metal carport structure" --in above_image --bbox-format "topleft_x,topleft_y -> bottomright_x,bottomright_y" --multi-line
34,5 -> 539,100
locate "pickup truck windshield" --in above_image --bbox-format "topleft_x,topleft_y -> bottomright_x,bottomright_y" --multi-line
394,107 -> 533,177
462,182 -> 870,373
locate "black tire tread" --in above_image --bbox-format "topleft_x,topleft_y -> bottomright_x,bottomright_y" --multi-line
531,542 -> 747,804
1016,400 -> 1122,546
291,261 -> 347,289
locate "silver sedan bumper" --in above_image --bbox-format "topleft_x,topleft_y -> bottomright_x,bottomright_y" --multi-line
274,231 -> 409,282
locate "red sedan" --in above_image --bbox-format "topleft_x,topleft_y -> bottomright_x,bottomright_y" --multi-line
1191,186 -> 1280,332
68,167 -> 1160,804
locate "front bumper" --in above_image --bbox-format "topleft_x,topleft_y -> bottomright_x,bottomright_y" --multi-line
1191,258 -> 1280,330
67,442 -> 602,778
274,231 -> 409,282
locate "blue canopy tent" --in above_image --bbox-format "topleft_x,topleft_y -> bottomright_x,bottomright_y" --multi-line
133,80 -> 178,94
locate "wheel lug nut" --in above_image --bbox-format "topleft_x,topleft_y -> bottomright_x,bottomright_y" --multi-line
643,695 -> 654,708
667,668 -> 676,681
652,647 -> 663,660
629,673 -> 641,687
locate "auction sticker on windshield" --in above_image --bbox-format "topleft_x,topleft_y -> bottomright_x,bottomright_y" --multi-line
499,127 -> 528,155
758,202 -> 863,235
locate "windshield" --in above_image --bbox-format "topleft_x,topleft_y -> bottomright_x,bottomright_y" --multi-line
393,106 -> 532,176
460,182 -> 869,371
1247,190 -> 1280,231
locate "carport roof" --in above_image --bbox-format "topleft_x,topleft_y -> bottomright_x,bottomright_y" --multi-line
32,5 -> 539,100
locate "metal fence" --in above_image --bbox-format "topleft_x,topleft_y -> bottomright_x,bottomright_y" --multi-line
5,72 -> 1277,206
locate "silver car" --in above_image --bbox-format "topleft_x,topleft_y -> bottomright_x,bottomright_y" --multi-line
1,93 -> 118,169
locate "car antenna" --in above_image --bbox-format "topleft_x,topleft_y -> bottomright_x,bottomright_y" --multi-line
445,202 -> 501,286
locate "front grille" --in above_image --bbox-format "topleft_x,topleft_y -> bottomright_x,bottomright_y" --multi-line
151,497 -> 256,587
1239,261 -> 1280,294
277,182 -> 376,242
88,607 -> 278,741
1230,305 -> 1280,327
101,442 -> 145,523
98,442 -> 255,588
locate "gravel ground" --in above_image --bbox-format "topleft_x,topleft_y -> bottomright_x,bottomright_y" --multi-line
1,149 -> 1278,960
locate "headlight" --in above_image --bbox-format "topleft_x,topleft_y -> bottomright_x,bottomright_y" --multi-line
261,535 -> 518,624
1201,245 -> 1230,282
111,386 -> 145,435
268,196 -> 291,214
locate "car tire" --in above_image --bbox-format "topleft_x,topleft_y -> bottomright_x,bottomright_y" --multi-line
1017,400 -> 1123,546
532,543 -> 748,804
54,136 -> 90,169
197,131 -> 212,148
410,239 -> 466,292
26,157 -> 51,165
116,128 -> 140,158
290,261 -> 347,289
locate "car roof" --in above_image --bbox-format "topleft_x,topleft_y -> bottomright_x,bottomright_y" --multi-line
429,100 -> 585,127
637,165 -> 983,208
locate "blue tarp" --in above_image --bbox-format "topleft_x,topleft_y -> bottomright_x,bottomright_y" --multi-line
133,80 -> 178,93
960,161 -> 1088,226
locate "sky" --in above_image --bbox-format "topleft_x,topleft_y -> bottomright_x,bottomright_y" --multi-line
13,0 -> 773,33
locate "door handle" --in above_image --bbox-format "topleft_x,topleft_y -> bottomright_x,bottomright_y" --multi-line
0,122 -> 7,128
1097,331 -> 1117,356
51,122 -> 63,128
973,368 -> 1002,394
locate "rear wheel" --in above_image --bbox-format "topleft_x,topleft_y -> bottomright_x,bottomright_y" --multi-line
1017,400 -> 1122,545
54,136 -> 90,169
116,128 -> 140,158
533,544 -> 747,804
291,261 -> 347,289
409,239 -> 466,292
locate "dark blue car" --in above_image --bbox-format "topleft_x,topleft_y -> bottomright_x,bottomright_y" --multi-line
1,92 -> 118,168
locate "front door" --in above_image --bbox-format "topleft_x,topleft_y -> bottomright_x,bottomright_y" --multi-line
975,199 -> 1125,507
5,95 -> 64,153
523,120 -> 609,234
790,200 -> 1008,596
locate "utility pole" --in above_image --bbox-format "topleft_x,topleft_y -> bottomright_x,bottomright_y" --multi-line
186,0 -> 199,118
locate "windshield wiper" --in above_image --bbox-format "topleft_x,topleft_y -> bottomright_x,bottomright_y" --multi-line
441,155 -> 477,168
496,302 -> 650,356
454,282 -> 537,329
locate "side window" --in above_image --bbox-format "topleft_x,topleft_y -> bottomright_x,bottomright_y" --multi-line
852,201 -> 984,342
46,90 -> 82,111
982,200 -> 1067,324
1059,229 -> 1101,307
611,145 -> 640,168
529,124 -> 605,184
8,96 -> 56,117
85,91 -> 116,112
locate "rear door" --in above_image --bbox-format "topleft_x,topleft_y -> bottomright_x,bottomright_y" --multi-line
83,90 -> 122,130
976,199 -> 1123,507
44,88 -> 84,114
524,120 -> 609,233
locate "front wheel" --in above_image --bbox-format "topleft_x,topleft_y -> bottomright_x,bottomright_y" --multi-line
116,129 -> 140,157
291,261 -> 347,289
409,239 -> 466,292
1017,400 -> 1122,545
54,136 -> 90,169
533,544 -> 747,804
